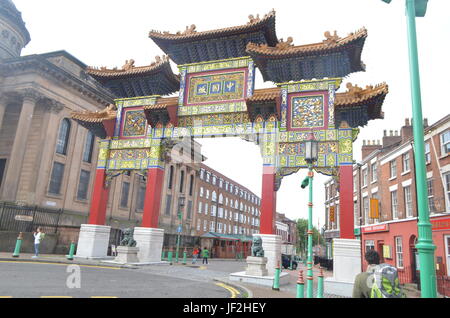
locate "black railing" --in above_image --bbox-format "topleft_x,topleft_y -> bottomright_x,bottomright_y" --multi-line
0,201 -> 80,234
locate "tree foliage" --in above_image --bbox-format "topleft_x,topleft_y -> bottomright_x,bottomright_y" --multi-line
296,218 -> 324,255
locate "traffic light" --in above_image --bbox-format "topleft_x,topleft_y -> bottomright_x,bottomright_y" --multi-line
301,176 -> 309,189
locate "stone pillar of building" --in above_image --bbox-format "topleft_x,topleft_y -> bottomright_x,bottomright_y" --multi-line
76,140 -> 111,259
339,165 -> 355,239
0,95 -> 8,133
134,166 -> 165,263
1,89 -> 40,201
324,238 -> 362,297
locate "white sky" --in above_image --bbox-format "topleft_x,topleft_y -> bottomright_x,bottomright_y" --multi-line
13,0 -> 450,229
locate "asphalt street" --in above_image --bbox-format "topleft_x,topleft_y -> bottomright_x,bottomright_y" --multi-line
0,261 -> 238,298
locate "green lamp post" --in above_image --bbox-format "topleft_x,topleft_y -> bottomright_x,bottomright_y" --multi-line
380,0 -> 436,298
301,131 -> 318,298
175,196 -> 186,263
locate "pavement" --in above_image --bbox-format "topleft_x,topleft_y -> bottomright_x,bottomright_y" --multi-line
0,252 -> 423,298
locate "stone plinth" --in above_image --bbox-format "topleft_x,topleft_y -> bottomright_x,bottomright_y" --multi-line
245,256 -> 268,276
324,238 -> 362,297
258,234 -> 282,276
75,224 -> 110,259
229,271 -> 290,287
133,227 -> 164,263
114,246 -> 140,264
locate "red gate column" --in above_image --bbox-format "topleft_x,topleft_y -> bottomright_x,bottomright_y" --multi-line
141,167 -> 165,228
88,168 -> 110,225
260,166 -> 277,235
339,165 -> 354,239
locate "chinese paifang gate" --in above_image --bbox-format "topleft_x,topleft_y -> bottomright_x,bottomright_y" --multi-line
71,10 -> 388,271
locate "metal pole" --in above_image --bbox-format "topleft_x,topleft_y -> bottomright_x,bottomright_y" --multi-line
405,0 -> 436,298
296,270 -> 305,298
306,164 -> 314,298
317,267 -> 324,298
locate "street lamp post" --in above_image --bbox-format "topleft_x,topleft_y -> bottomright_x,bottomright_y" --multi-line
380,0 -> 436,298
301,131 -> 318,298
176,196 -> 186,263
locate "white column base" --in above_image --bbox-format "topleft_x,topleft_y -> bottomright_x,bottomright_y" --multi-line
133,227 -> 164,263
75,224 -> 111,259
114,246 -> 140,264
245,256 -> 268,276
257,234 -> 282,276
324,238 -> 362,297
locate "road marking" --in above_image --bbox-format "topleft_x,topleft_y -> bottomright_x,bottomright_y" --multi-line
0,296 -> 12,298
90,296 -> 118,298
0,261 -> 120,270
40,296 -> 73,298
199,266 -> 207,270
215,282 -> 240,299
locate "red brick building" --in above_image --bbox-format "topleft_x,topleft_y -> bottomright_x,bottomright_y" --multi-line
324,114 -> 450,285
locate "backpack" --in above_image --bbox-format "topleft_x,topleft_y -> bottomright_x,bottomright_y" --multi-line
370,263 -> 404,298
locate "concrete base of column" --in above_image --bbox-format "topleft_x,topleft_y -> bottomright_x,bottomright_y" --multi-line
257,234 -> 282,276
324,238 -> 362,297
75,224 -> 111,259
229,271 -> 290,287
133,227 -> 164,263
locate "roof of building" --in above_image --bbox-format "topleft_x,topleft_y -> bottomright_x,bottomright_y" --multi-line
148,10 -> 278,65
86,56 -> 180,98
246,28 -> 367,82
71,104 -> 117,138
0,0 -> 30,44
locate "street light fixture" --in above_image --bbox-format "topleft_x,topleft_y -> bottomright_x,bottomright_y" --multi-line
302,131 -> 318,298
379,0 -> 436,298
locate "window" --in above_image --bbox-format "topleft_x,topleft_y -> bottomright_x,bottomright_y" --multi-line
197,220 -> 201,231
402,152 -> 410,172
427,178 -> 436,213
76,170 -> 90,200
390,160 -> 397,178
0,158 -> 5,188
212,175 -> 217,185
362,168 -> 368,187
186,200 -> 192,219
206,190 -> 210,200
48,162 -> 65,195
445,173 -> 450,208
363,198 -> 369,225
164,195 -> 172,215
203,220 -> 207,231
219,178 -> 223,188
404,186 -> 413,218
395,236 -> 404,268
218,193 -> 223,204
189,175 -> 194,196
371,163 -> 377,183
179,170 -> 185,193
118,182 -> 130,208
441,130 -> 450,155
56,119 -> 71,155
218,207 -> 223,218
200,169 -> 205,180
211,205 -> 216,217
391,190 -> 398,219
198,202 -> 202,214
425,142 -> 431,163
135,186 -> 145,212
204,203 -> 208,215
210,221 -> 215,232
82,131 -> 95,163
206,172 -> 210,183
168,166 -> 174,190
365,240 -> 375,253
199,187 -> 204,197
212,191 -> 217,202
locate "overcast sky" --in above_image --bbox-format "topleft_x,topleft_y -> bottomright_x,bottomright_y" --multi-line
13,0 -> 450,229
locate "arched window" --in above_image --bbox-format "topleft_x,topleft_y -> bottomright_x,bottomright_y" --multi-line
56,119 -> 71,155
179,170 -> 185,193
189,174 -> 194,196
82,130 -> 95,163
168,165 -> 174,189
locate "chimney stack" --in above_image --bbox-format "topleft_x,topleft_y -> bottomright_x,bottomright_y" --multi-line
362,139 -> 382,160
401,117 -> 413,142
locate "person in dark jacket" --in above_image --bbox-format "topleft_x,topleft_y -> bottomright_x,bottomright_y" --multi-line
352,249 -> 380,298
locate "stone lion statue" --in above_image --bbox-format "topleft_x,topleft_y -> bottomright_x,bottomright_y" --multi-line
251,236 -> 264,257
120,228 -> 137,247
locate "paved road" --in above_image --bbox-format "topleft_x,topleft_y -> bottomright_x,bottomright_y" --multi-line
0,261 -> 238,298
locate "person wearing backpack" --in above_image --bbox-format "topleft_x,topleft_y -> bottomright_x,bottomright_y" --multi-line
352,249 -> 380,298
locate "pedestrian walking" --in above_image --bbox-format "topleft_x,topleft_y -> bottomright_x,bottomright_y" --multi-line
32,227 -> 45,258
201,247 -> 209,265
192,247 -> 200,264
352,249 -> 380,298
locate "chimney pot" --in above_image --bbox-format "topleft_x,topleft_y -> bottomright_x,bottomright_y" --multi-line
390,130 -> 393,136
363,140 -> 366,146
384,130 -> 387,136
